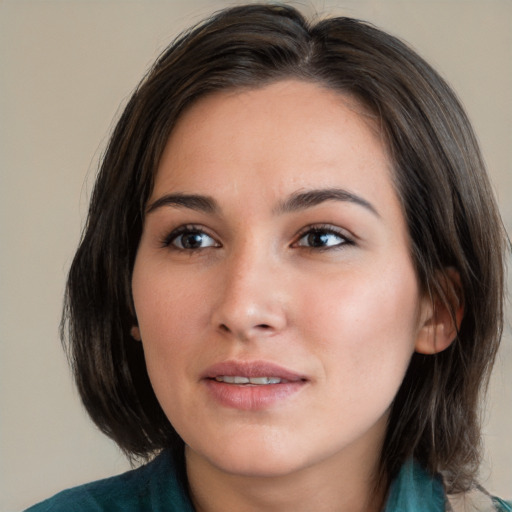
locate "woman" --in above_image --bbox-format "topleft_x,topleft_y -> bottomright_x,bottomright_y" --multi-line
26,4 -> 510,511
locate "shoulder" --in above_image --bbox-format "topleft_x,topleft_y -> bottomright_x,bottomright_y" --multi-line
24,450 -> 194,512
386,460 -> 511,512
445,483 -> 511,512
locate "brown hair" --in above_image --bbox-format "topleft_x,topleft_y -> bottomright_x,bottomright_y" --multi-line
63,3 -> 508,492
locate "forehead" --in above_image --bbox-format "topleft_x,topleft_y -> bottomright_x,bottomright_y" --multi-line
153,80 -> 394,213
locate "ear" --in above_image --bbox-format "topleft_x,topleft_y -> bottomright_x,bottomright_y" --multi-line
130,325 -> 142,341
415,268 -> 464,355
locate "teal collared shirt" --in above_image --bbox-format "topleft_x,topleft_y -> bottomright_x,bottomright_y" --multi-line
384,459 -> 446,511
25,451 -> 511,511
386,459 -> 512,512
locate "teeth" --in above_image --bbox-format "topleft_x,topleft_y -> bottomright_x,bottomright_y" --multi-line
214,376 -> 283,385
249,377 -> 282,384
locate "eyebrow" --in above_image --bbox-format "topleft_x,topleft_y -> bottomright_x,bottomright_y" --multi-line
146,193 -> 218,214
274,188 -> 380,217
146,188 -> 379,217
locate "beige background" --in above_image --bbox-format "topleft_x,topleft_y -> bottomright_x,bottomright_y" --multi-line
1,0 -> 510,510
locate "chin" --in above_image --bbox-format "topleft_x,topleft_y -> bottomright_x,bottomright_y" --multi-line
187,436 -> 311,478
213,454 -> 308,479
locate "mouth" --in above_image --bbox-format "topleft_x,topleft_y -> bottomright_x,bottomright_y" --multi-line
202,360 -> 308,410
203,359 -> 307,383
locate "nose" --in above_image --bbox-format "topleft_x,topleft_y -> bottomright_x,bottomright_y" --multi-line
211,247 -> 288,341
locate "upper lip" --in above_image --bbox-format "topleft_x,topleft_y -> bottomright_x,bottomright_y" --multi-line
201,360 -> 307,382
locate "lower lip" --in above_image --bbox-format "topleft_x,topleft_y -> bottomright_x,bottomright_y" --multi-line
204,379 -> 306,410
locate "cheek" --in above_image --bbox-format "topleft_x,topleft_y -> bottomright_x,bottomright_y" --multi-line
297,264 -> 420,433
132,277 -> 208,431
133,260 -> 208,334
131,264 -> 209,385
298,260 -> 421,380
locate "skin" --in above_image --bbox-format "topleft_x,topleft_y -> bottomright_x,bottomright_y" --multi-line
131,80 -> 452,512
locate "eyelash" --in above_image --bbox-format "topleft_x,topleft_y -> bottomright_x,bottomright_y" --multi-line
161,224 -> 354,252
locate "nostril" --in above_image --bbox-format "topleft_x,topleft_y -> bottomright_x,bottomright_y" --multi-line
218,323 -> 272,335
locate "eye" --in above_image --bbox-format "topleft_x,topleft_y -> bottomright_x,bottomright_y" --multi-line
164,226 -> 219,250
295,226 -> 352,249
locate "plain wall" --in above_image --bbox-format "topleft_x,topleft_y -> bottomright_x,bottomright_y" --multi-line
1,1 -> 510,510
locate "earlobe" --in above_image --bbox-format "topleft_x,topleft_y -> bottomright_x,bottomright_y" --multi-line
415,268 -> 464,355
130,325 -> 142,341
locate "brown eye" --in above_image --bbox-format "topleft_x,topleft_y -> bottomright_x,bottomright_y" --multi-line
296,228 -> 349,249
167,228 -> 218,250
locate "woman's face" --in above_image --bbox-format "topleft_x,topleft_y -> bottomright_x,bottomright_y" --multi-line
132,80 -> 429,478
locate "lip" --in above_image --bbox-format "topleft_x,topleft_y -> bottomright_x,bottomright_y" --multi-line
201,360 -> 308,411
